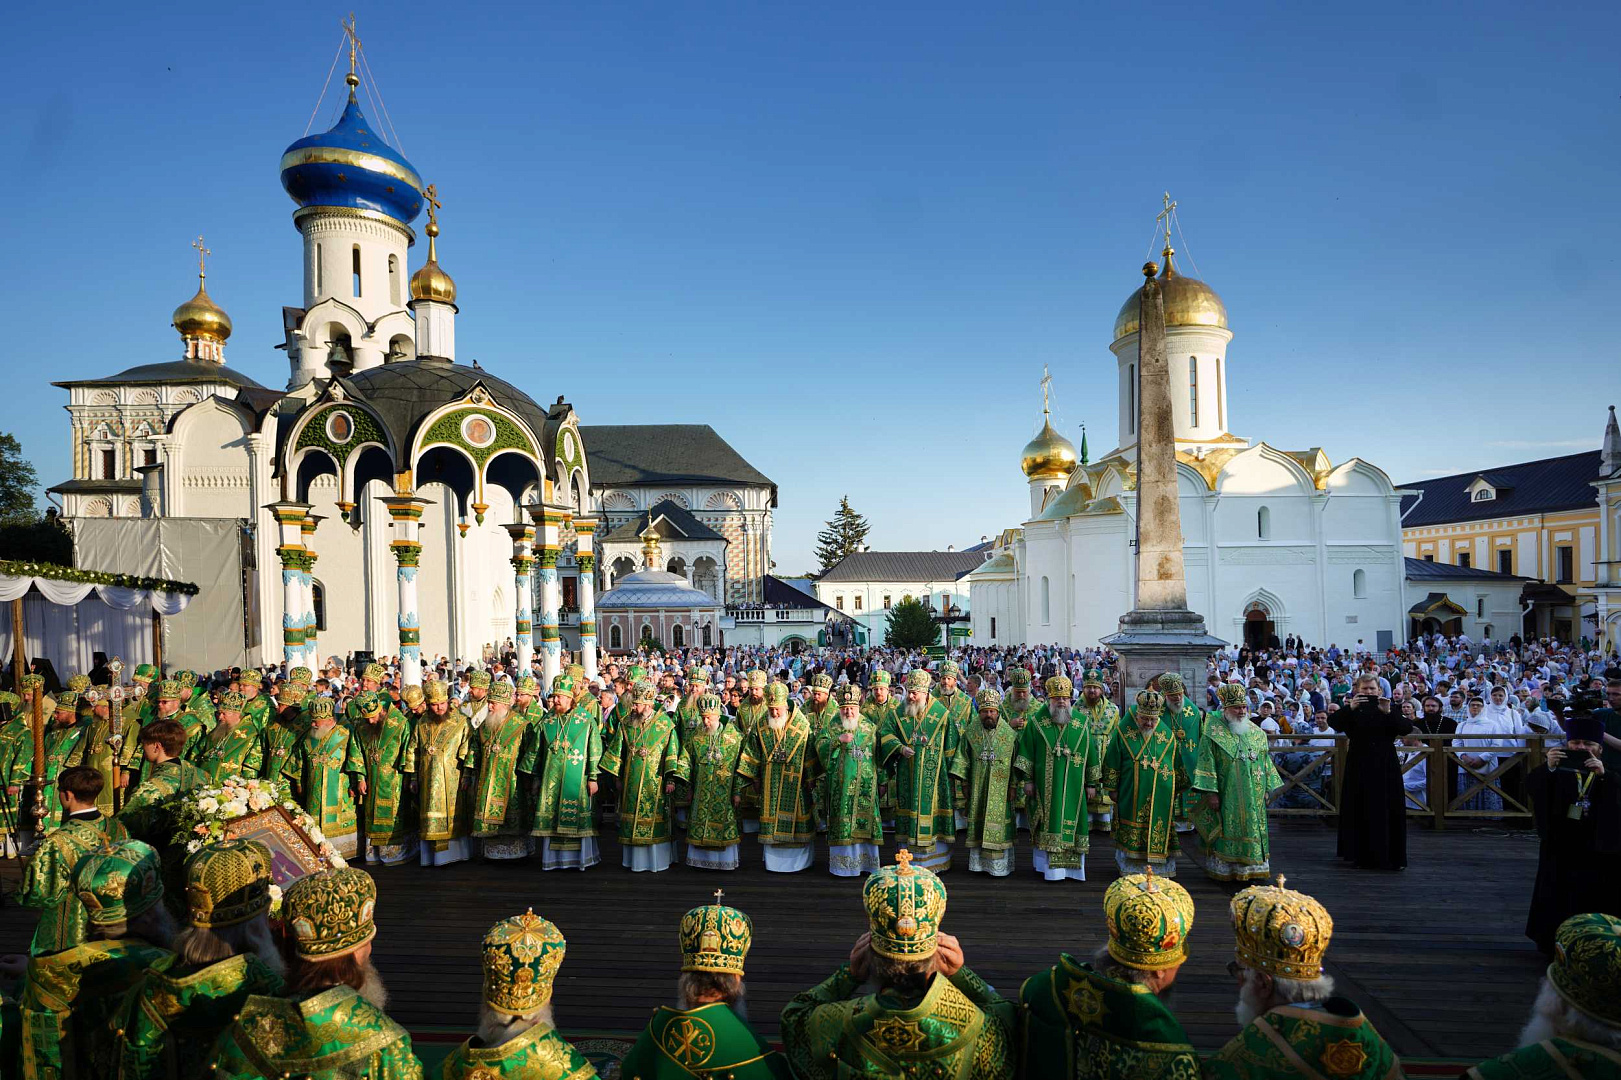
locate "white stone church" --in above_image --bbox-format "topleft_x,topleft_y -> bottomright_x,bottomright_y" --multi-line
48,48 -> 773,682
966,236 -> 1409,652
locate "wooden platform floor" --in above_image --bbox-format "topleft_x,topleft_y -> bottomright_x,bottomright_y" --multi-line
0,820 -> 1548,1061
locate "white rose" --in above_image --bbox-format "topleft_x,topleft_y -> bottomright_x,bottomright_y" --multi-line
267,883 -> 282,902
329,853 -> 347,868
248,793 -> 272,811
223,801 -> 249,818
186,839 -> 202,853
196,797 -> 219,814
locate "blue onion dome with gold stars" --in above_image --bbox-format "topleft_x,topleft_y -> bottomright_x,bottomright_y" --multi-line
280,76 -> 423,227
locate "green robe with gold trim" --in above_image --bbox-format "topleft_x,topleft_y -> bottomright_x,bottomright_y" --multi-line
402,714 -> 474,845
736,710 -> 817,846
188,718 -> 264,784
469,712 -> 535,838
20,936 -> 172,1080
289,722 -> 365,855
259,712 -> 308,787
1190,719 -> 1282,881
38,719 -> 90,830
0,712 -> 35,836
733,699 -> 770,823
209,986 -> 424,1079
1102,719 -> 1188,867
119,759 -> 209,833
113,951 -> 286,1080
1015,710 -> 1101,868
863,694 -> 901,819
1204,999 -> 1402,1080
1018,955 -> 1198,1080
621,1002 -> 790,1079
952,718 -> 1020,854
602,713 -> 686,846
1468,1037 -> 1621,1080
781,964 -> 1015,1080
75,713 -> 142,816
441,1020 -> 599,1079
877,700 -> 959,853
1078,696 -> 1120,826
240,693 -> 273,733
804,697 -> 840,820
816,718 -> 882,845
1158,698 -> 1205,822
523,705 -> 603,843
352,709 -> 414,846
14,812 -> 121,956
682,723 -> 744,849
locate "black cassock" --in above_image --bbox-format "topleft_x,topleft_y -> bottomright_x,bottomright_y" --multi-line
1331,702 -> 1412,870
1525,764 -> 1621,953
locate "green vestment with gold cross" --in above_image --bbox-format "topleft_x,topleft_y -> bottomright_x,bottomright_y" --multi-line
441,1020 -> 599,1079
877,700 -> 959,854
187,718 -> 264,784
208,986 -> 424,1080
1190,718 -> 1282,881
290,723 -> 365,855
805,696 -> 841,820
112,951 -> 286,1080
952,718 -> 1020,853
1204,1000 -> 1402,1080
38,720 -> 91,830
402,713 -> 474,845
20,936 -> 172,1080
863,694 -> 901,820
14,813 -> 122,956
1015,709 -> 1101,868
1102,719 -> 1188,867
469,712 -> 534,839
602,712 -> 686,846
1468,1038 -> 1621,1080
1018,955 -> 1199,1080
522,705 -> 603,843
816,717 -> 882,845
352,709 -> 414,845
621,1001 -> 791,1079
736,710 -> 817,846
1078,696 -> 1120,825
781,964 -> 1015,1080
258,712 -> 308,787
682,723 -> 744,849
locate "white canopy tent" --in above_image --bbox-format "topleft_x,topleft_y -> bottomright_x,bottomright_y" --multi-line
0,565 -> 195,680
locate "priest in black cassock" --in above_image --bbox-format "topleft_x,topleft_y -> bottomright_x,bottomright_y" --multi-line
1331,675 -> 1412,870
1525,708 -> 1621,954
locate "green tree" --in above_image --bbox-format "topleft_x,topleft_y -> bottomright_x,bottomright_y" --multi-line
814,495 -> 871,573
0,434 -> 40,524
884,596 -> 940,650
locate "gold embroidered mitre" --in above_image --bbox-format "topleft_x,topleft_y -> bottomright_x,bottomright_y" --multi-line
482,908 -> 566,1016
1104,868 -> 1194,971
863,848 -> 947,960
679,890 -> 751,975
1230,875 -> 1333,979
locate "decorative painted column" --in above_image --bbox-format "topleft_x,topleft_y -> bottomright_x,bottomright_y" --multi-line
574,520 -> 599,681
300,514 -> 324,668
528,501 -> 570,690
504,522 -> 536,678
266,501 -> 314,668
380,494 -> 433,687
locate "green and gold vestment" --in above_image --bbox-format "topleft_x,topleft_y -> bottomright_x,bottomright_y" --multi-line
1018,955 -> 1199,1080
14,813 -> 120,956
38,720 -> 90,830
1190,719 -> 1282,881
402,714 -> 474,845
470,713 -> 535,839
258,712 -> 308,787
1015,710 -> 1101,868
682,723 -> 744,849
602,713 -> 685,846
816,718 -> 882,845
953,718 -> 1021,855
188,719 -> 264,784
209,986 -> 424,1079
441,1019 -> 598,1079
877,700 -> 959,854
1078,696 -> 1120,825
1468,1038 -> 1621,1080
1102,719 -> 1187,867
20,936 -> 171,1080
290,723 -> 364,854
737,711 -> 817,846
352,709 -> 414,846
621,1002 -> 789,1079
1204,1000 -> 1402,1080
523,705 -> 603,843
113,951 -> 286,1080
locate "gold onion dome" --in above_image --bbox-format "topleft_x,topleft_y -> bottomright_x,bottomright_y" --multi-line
1112,246 -> 1226,342
1021,416 -> 1078,480
409,221 -> 457,304
172,279 -> 232,342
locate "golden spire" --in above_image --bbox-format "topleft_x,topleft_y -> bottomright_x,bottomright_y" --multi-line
1156,191 -> 1178,273
192,234 -> 211,282
342,12 -> 361,96
1021,365 -> 1077,480
409,182 -> 457,304
173,235 -> 232,350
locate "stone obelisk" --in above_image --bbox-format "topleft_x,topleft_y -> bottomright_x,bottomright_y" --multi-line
1101,259 -> 1225,700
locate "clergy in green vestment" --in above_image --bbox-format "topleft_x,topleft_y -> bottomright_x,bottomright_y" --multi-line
402,679 -> 475,867
14,766 -> 121,956
0,677 -> 43,851
1153,673 -> 1206,833
1467,914 -> 1621,1080
37,694 -> 91,831
953,689 -> 1020,878
863,670 -> 901,826
1207,877 -> 1403,1080
119,719 -> 209,845
523,675 -> 604,871
877,669 -> 959,874
234,668 -> 274,733
1019,870 -> 1198,1080
1103,690 -> 1189,878
818,684 -> 882,877
998,669 -> 1034,823
442,909 -> 598,1080
260,684 -> 312,786
344,662 -> 389,726
803,672 -> 840,828
737,683 -> 817,873
675,665 -> 711,735
733,671 -> 770,833
602,681 -> 687,872
188,690 -> 264,784
681,692 -> 744,870
620,893 -> 790,1079
935,661 -> 974,820
469,683 -> 536,860
208,868 -> 424,1079
289,697 -> 365,859
1191,683 -> 1284,883
351,688 -> 417,866
20,839 -> 174,1080
112,839 -> 286,1080
1016,676 -> 1102,882
1077,668 -> 1121,832
76,688 -> 139,816
780,849 -> 1015,1080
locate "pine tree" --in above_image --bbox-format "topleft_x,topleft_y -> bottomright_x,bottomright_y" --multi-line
884,596 -> 940,650
0,433 -> 40,524
814,496 -> 872,573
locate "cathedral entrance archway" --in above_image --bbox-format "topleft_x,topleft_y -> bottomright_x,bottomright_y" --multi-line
610,557 -> 635,586
1243,605 -> 1275,651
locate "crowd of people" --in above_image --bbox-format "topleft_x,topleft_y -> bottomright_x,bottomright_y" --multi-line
0,631 -> 1616,1076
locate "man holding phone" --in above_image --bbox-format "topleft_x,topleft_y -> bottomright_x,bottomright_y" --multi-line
1330,675 -> 1412,871
1524,704 -> 1620,953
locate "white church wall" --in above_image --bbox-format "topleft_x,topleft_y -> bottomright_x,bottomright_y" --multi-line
170,401 -> 254,519
418,482 -> 459,664
306,474 -> 366,666
1068,520 -> 1129,646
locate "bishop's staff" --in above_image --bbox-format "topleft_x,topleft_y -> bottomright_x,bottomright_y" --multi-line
108,656 -> 126,814
28,677 -> 45,839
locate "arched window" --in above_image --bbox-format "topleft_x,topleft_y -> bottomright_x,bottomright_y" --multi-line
1127,364 -> 1136,435
702,623 -> 712,647
1352,568 -> 1367,599
609,624 -> 623,650
672,623 -> 684,648
1040,576 -> 1051,624
311,580 -> 327,632
352,245 -> 362,297
1257,506 -> 1271,540
1188,357 -> 1199,426
641,623 -> 656,646
315,244 -> 324,293
388,255 -> 400,305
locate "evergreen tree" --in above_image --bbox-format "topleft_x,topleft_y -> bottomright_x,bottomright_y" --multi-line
814,496 -> 871,573
884,596 -> 940,650
0,433 -> 40,524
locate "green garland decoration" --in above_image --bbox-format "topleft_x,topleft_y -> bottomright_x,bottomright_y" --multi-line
0,559 -> 200,597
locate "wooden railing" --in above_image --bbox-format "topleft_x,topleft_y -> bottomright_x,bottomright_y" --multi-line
1263,732 -> 1557,829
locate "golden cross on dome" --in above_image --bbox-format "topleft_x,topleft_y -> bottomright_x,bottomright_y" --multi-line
1156,191 -> 1177,253
713,888 -> 724,905
424,183 -> 442,229
192,235 -> 210,280
342,12 -> 361,77
1040,365 -> 1053,419
894,848 -> 914,875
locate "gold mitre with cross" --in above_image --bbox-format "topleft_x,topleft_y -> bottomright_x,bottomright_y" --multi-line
1104,867 -> 1195,971
679,889 -> 752,975
1230,875 -> 1334,980
863,848 -> 948,960
482,908 -> 567,1016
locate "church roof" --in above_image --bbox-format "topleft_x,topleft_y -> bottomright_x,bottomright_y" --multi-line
580,425 -> 775,501
596,569 -> 721,610
334,360 -> 553,469
46,478 -> 143,495
601,500 -> 726,543
54,359 -> 267,390
764,574 -> 842,614
1403,557 -> 1527,582
1399,451 -> 1599,527
817,550 -> 987,584
962,551 -> 1016,579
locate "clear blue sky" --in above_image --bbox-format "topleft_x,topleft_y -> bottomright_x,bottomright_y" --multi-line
5,1 -> 1619,573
